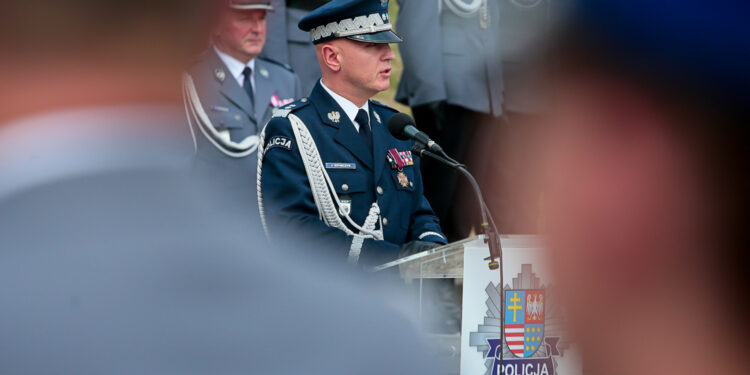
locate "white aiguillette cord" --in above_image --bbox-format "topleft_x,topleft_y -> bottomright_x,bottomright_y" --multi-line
443,0 -> 484,17
182,73 -> 259,158
257,113 -> 383,264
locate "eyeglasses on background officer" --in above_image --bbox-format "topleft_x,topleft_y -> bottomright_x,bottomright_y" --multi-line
257,0 -> 447,267
263,0 -> 332,95
184,0 -> 302,221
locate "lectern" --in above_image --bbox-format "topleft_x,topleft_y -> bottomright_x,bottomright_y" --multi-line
372,235 -> 581,375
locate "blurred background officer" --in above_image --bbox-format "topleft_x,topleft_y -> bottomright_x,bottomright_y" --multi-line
264,0 -> 332,95
477,0 -> 558,234
0,0 -> 443,373
538,1 -> 749,374
184,0 -> 302,220
259,0 -> 446,267
395,0 -> 504,241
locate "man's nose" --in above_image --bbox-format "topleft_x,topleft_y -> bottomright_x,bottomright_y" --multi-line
249,21 -> 264,34
382,45 -> 395,60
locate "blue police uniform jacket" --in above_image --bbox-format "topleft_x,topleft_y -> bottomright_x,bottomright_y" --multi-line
259,82 -> 446,265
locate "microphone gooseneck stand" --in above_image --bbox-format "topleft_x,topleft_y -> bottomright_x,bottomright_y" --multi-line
411,143 -> 502,270
413,141 -> 505,371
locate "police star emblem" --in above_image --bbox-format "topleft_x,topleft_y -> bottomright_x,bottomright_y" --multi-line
328,111 -> 341,123
470,264 -> 566,375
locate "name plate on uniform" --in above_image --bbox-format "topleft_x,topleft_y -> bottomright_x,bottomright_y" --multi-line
325,162 -> 356,170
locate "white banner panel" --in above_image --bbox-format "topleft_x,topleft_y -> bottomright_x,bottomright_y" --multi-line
460,237 -> 582,375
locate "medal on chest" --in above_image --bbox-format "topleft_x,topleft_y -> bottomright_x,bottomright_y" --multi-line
387,148 -> 414,188
396,171 -> 409,187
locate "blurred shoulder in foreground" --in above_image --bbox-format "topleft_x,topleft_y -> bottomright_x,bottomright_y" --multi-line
0,106 -> 435,374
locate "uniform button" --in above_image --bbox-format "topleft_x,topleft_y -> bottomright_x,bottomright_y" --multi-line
342,184 -> 349,192
376,186 -> 384,195
383,218 -> 389,226
409,181 -> 414,188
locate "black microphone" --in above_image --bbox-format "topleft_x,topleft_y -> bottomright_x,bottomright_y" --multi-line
387,113 -> 444,153
388,113 -> 502,271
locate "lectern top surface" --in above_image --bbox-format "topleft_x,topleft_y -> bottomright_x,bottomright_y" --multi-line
369,235 -> 544,274
368,236 -> 485,272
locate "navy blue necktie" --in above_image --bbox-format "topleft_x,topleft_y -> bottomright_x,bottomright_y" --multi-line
355,109 -> 372,152
242,66 -> 255,107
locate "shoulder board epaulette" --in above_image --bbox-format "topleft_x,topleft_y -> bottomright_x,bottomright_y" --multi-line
370,99 -> 398,112
272,98 -> 310,118
258,56 -> 294,73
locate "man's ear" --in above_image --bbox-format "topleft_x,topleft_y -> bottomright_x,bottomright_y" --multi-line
320,43 -> 341,73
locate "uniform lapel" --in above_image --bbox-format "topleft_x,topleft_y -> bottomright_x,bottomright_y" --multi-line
207,50 -> 258,125
310,83 -> 374,170
253,59 -> 274,126
370,105 -> 392,184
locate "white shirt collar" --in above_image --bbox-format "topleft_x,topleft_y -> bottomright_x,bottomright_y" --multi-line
213,45 -> 255,86
319,79 -> 369,131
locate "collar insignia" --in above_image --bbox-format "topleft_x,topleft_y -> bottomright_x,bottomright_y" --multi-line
328,111 -> 341,123
259,67 -> 269,78
373,111 -> 382,124
214,68 -> 226,83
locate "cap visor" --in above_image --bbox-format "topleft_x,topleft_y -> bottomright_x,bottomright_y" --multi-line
346,30 -> 403,44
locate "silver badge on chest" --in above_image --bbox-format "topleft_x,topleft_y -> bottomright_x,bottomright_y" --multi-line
339,199 -> 352,216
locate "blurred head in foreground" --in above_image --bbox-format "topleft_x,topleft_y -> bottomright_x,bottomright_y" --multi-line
0,1 -> 436,374
0,0 -> 210,124
540,1 -> 749,374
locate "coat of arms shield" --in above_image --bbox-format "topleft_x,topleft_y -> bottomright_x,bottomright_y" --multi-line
504,289 -> 545,358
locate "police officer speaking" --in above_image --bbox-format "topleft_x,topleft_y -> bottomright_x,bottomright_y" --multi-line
183,0 -> 302,219
258,0 -> 446,266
